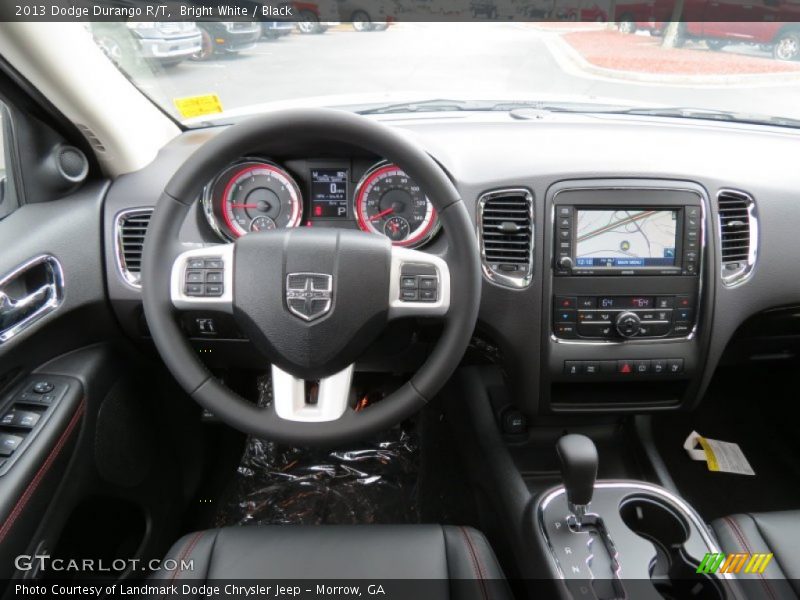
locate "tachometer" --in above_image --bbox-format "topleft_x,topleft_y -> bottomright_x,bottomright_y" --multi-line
354,163 -> 439,248
204,160 -> 303,241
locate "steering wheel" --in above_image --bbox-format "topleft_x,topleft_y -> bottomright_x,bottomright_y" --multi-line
142,109 -> 481,446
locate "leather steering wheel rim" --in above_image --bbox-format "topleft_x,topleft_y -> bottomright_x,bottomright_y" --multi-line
141,108 -> 481,446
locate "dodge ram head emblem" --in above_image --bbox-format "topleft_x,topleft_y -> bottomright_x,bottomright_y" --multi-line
285,273 -> 333,321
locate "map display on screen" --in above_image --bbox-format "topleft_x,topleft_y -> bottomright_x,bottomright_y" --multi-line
575,209 -> 678,268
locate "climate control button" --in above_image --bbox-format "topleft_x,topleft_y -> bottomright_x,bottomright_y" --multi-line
615,312 -> 642,337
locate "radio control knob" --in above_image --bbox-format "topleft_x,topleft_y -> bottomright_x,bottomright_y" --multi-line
557,256 -> 574,271
615,312 -> 641,338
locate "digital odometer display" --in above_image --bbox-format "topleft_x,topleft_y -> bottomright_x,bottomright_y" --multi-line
575,209 -> 678,268
310,168 -> 348,218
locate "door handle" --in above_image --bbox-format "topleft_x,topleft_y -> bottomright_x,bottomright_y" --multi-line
0,255 -> 64,343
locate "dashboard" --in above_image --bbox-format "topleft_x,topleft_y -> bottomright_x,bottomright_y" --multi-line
102,111 -> 800,419
201,157 -> 440,249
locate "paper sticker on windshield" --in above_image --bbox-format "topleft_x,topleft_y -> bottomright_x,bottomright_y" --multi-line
684,431 -> 755,476
173,94 -> 224,119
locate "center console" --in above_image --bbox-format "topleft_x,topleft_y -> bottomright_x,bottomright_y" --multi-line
543,181 -> 710,409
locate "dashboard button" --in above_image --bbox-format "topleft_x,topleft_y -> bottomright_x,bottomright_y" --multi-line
558,229 -> 570,240
555,323 -> 577,338
675,296 -> 694,309
564,361 -> 581,376
556,309 -> 576,323
673,323 -> 691,336
676,308 -> 693,323
555,296 -> 577,310
633,360 -> 651,374
617,360 -> 634,375
578,322 -> 613,338
557,206 -> 572,218
558,217 -> 571,229
655,297 -> 674,309
578,297 -> 596,309
584,361 -> 600,375
652,359 -> 666,374
666,359 -> 684,374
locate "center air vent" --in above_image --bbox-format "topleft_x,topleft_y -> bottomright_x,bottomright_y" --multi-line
717,189 -> 757,286
115,208 -> 153,288
477,189 -> 534,288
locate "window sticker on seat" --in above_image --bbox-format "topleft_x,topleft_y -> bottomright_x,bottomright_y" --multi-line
173,94 -> 224,119
683,431 -> 755,476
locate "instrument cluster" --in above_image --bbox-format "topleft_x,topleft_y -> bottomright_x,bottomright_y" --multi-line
202,157 -> 441,249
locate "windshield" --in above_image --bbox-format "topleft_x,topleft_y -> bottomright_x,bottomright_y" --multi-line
90,21 -> 800,127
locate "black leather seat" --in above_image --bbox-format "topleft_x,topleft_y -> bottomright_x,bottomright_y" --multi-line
153,525 -> 512,599
712,510 -> 800,599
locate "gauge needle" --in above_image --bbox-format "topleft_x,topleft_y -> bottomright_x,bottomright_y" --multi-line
369,208 -> 394,221
230,203 -> 260,208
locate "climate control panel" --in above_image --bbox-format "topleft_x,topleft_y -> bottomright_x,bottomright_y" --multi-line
553,295 -> 696,340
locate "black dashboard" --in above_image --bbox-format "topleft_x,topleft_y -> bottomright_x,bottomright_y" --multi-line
102,110 -> 800,419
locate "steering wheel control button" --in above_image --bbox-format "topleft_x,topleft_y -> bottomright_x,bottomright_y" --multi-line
206,271 -> 224,283
419,277 -> 437,290
419,289 -> 437,302
185,284 -> 204,296
187,258 -> 205,270
205,284 -> 224,297
400,290 -> 418,301
186,271 -> 204,283
32,381 -> 54,394
401,276 -> 418,289
0,433 -> 24,457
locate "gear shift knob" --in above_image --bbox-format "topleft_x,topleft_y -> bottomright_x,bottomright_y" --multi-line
556,434 -> 598,523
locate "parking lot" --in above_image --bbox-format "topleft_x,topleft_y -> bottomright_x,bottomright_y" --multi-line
133,23 -> 800,123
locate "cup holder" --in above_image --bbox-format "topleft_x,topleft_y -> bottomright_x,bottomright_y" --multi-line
620,495 -> 724,600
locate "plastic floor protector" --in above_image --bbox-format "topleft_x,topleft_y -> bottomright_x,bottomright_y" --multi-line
214,374 -> 420,526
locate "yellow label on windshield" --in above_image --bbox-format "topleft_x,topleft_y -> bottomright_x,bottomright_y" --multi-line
173,94 -> 224,119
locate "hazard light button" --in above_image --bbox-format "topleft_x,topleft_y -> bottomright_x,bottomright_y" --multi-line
617,360 -> 635,375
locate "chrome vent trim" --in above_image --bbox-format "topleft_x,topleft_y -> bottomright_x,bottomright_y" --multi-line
115,208 -> 153,289
477,188 -> 534,288
717,189 -> 757,287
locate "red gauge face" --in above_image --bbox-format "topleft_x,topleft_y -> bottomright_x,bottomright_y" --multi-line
354,164 -> 439,248
206,161 -> 303,240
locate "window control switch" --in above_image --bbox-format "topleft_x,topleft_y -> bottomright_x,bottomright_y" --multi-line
0,433 -> 25,457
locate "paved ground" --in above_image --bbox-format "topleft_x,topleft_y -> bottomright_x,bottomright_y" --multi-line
134,23 -> 800,123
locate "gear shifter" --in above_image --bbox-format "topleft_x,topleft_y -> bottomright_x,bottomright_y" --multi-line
556,434 -> 598,526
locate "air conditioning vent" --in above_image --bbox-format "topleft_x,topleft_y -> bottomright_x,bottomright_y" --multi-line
116,209 -> 152,287
477,189 -> 534,288
717,190 -> 757,286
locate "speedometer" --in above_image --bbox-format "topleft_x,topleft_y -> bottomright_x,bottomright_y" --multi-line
354,163 -> 440,248
203,160 -> 303,241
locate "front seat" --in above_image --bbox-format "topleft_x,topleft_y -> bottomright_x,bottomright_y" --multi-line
712,510 -> 800,599
152,525 -> 512,599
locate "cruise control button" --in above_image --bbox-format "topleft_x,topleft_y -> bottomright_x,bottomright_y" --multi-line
186,270 -> 204,283
204,284 -> 223,297
419,289 -> 437,302
204,259 -> 224,269
400,276 -> 418,289
206,271 -> 224,284
0,434 -> 24,456
32,381 -> 54,394
185,284 -> 204,296
187,258 -> 205,270
418,277 -> 438,290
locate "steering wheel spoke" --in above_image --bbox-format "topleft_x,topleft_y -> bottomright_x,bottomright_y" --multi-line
388,246 -> 451,319
170,244 -> 234,313
272,363 -> 355,422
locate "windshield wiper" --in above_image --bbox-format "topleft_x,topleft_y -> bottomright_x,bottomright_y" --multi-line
357,98 -> 477,115
603,106 -> 800,129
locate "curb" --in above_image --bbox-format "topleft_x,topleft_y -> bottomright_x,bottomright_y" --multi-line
544,31 -> 800,87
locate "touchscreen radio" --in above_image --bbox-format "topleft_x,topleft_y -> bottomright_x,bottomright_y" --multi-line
555,205 -> 700,276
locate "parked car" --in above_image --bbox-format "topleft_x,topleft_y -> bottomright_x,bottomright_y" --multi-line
337,0 -> 396,31
262,21 -> 296,39
192,22 -> 261,61
294,1 -> 341,34
91,22 -> 202,67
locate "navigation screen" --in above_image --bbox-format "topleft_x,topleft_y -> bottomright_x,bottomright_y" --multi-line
310,168 -> 348,218
574,209 -> 678,268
